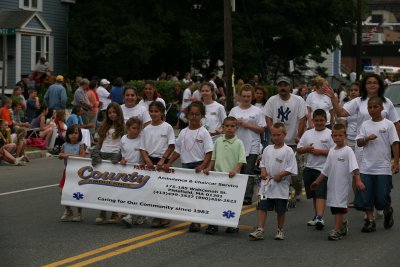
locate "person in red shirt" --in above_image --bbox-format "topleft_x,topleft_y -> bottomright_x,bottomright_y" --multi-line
0,97 -> 13,130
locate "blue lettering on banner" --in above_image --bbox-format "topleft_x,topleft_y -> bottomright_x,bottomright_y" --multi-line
76,166 -> 151,189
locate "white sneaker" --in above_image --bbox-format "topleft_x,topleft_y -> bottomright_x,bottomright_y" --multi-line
275,229 -> 284,240
61,209 -> 73,222
249,228 -> 264,240
14,156 -> 25,166
121,215 -> 133,228
72,214 -> 83,222
375,210 -> 384,219
307,216 -> 317,226
133,216 -> 147,225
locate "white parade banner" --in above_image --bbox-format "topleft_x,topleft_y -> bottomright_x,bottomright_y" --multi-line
62,157 -> 248,227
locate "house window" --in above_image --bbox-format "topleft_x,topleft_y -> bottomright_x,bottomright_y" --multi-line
19,0 -> 42,11
31,36 -> 54,71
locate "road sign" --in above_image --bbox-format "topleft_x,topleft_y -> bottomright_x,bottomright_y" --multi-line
0,28 -> 16,35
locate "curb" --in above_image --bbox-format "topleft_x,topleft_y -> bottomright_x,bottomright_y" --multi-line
26,150 -> 49,160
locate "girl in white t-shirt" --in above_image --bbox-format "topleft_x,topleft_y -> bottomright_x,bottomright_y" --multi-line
306,76 -> 334,128
354,97 -> 399,233
121,86 -> 151,126
140,101 -> 175,228
91,102 -> 125,225
119,117 -> 148,227
340,82 -> 360,151
138,80 -> 166,111
200,82 -> 227,142
164,101 -> 213,232
252,85 -> 268,110
229,84 -> 266,205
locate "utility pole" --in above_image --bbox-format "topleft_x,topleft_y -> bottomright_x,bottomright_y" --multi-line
2,35 -> 6,95
224,0 -> 233,111
356,0 -> 362,80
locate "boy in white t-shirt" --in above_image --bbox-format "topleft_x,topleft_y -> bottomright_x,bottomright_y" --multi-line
298,109 -> 335,229
119,117 -> 147,227
311,123 -> 365,240
249,123 -> 297,241
354,96 -> 399,233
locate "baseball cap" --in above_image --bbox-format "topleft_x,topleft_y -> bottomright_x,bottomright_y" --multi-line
100,79 -> 110,85
56,75 -> 64,82
276,76 -> 291,85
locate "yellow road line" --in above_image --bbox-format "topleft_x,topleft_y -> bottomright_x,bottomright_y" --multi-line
68,228 -> 190,267
42,222 -> 190,267
44,205 -> 257,267
67,207 -> 257,267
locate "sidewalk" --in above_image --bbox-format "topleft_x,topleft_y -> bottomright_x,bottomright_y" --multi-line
25,148 -> 50,160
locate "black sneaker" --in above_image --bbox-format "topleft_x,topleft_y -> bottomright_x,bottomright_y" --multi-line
225,227 -> 239,234
384,207 -> 394,229
205,225 -> 219,234
361,220 -> 376,233
243,200 -> 252,206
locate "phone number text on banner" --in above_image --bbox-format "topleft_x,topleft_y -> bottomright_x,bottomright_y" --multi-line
62,157 -> 248,227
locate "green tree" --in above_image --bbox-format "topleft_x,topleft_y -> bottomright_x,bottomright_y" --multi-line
68,0 -> 357,82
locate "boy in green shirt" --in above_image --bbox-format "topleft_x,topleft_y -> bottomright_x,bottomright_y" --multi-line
204,116 -> 247,234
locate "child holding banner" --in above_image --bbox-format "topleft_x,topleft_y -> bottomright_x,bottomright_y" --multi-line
140,101 -> 175,228
249,122 -> 297,241
163,101 -> 214,232
203,116 -> 247,234
58,124 -> 86,222
91,102 -> 125,224
119,117 -> 148,227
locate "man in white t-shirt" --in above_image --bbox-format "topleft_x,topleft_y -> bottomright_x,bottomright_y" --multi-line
96,79 -> 111,121
181,83 -> 193,111
264,76 -> 307,202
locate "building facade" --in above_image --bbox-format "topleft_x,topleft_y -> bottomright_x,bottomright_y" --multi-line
0,0 -> 75,90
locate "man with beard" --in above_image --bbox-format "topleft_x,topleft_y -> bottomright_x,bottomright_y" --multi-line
263,76 -> 307,204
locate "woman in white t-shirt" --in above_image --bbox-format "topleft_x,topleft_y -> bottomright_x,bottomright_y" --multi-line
306,77 -> 334,128
121,86 -> 151,127
325,73 -> 400,164
229,84 -> 266,205
138,80 -> 166,111
200,82 -> 227,142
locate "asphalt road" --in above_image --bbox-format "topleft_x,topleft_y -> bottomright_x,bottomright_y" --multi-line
1,157 -> 399,267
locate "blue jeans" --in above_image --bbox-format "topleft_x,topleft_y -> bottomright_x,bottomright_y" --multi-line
354,174 -> 393,211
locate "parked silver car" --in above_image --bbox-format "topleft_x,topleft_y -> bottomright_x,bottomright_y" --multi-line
384,81 -> 400,116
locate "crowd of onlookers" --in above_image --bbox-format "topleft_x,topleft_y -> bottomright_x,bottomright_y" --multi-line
0,69 -> 384,168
